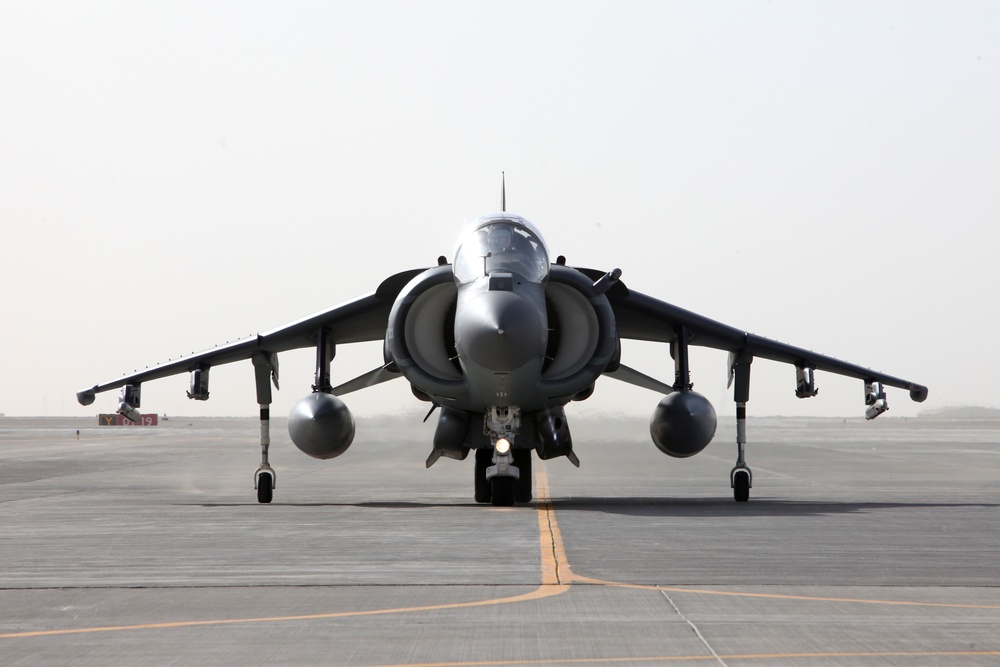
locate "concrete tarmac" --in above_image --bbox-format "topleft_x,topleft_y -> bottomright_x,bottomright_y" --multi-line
1,413 -> 999,666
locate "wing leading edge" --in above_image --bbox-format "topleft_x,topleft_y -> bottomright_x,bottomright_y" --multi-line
591,271 -> 927,403
76,268 -> 426,406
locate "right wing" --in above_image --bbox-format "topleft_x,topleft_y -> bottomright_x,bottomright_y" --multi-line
577,268 -> 928,405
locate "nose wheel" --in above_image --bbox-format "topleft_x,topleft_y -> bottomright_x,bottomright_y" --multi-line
491,476 -> 515,506
474,447 -> 532,505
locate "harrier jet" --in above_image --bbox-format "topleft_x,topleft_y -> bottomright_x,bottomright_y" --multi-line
77,204 -> 927,505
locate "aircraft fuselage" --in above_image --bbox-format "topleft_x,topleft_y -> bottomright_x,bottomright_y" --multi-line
453,273 -> 548,411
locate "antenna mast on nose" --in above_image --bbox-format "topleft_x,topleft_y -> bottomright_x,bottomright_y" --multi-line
501,172 -> 506,212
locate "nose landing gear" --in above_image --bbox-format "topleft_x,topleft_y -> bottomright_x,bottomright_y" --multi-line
474,406 -> 533,506
474,447 -> 534,506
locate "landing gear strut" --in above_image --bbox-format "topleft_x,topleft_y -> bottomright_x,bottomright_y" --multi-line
253,405 -> 275,504
252,352 -> 278,504
485,440 -> 519,507
730,402 -> 752,502
729,352 -> 753,502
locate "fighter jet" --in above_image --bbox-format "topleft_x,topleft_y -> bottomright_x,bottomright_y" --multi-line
77,204 -> 927,506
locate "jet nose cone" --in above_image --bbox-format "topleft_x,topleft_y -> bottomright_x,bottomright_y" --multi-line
458,290 -> 546,371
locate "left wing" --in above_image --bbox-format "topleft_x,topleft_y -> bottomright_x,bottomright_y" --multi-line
76,268 -> 426,406
588,270 -> 928,405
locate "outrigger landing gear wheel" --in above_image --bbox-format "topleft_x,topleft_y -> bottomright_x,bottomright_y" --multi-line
257,471 -> 273,504
733,469 -> 750,503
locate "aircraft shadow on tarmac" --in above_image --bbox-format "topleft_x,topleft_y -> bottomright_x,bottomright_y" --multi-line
190,498 -> 1000,517
191,501 -> 491,509
540,497 -> 1000,518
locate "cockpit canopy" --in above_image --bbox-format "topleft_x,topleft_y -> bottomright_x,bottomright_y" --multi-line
453,215 -> 550,284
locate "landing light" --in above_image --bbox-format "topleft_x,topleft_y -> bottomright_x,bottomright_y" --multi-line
495,438 -> 511,455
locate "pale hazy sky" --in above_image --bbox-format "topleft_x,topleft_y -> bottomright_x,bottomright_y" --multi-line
2,1 -> 997,420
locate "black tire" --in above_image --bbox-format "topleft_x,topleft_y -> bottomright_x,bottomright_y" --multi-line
491,476 -> 515,507
474,449 -> 492,503
513,449 -> 533,503
257,472 -> 273,504
733,470 -> 750,503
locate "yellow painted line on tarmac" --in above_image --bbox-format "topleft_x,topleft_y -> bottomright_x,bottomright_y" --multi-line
557,575 -> 1000,611
535,469 -> 575,585
4,469 -> 999,643
652,585 -> 1000,610
558,572 -> 1000,610
1,475 -> 572,640
533,472 -> 1000,610
0,585 -> 567,639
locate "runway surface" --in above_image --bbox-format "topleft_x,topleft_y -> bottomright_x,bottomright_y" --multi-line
2,413 -> 999,666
